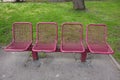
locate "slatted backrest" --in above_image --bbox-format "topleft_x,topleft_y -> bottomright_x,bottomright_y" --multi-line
12,22 -> 32,42
86,24 -> 107,44
61,22 -> 83,45
36,22 -> 58,44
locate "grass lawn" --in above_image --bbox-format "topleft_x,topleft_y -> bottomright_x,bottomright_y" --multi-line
0,1 -> 120,62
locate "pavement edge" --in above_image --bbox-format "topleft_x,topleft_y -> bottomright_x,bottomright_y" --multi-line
109,54 -> 120,70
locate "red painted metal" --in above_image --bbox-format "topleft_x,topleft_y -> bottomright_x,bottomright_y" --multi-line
86,24 -> 114,54
81,48 -> 89,62
32,51 -> 38,60
4,22 -> 33,52
60,22 -> 85,53
32,22 -> 58,52
81,52 -> 87,62
55,46 -> 61,52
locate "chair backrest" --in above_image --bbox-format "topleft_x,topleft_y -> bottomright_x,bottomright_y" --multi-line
36,22 -> 58,44
61,22 -> 83,45
12,22 -> 32,42
86,24 -> 107,44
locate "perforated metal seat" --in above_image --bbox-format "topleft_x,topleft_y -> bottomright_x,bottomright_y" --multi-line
32,22 -> 58,52
86,24 -> 114,54
60,22 -> 85,52
4,22 -> 32,52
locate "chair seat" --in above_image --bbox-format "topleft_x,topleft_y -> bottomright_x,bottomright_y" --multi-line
4,42 -> 32,52
32,43 -> 57,52
61,42 -> 85,52
87,43 -> 114,54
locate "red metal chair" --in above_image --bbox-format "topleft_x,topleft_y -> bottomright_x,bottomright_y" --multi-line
86,24 -> 114,54
60,22 -> 85,53
32,22 -> 58,52
4,22 -> 32,52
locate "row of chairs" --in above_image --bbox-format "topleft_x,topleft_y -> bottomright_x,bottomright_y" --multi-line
4,22 -> 114,61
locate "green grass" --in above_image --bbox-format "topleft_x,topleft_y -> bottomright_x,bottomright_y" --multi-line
0,1 -> 120,62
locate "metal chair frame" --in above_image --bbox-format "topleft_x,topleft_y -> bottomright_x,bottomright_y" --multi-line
4,22 -> 114,62
4,22 -> 33,52
86,24 -> 114,54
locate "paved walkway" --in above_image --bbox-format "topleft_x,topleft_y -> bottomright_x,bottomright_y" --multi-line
0,48 -> 120,80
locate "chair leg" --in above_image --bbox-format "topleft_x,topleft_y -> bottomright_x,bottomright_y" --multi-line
81,48 -> 90,62
81,48 -> 89,62
81,52 -> 87,62
32,51 -> 38,60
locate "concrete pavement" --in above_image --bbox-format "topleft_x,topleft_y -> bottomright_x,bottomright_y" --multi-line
0,48 -> 120,80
